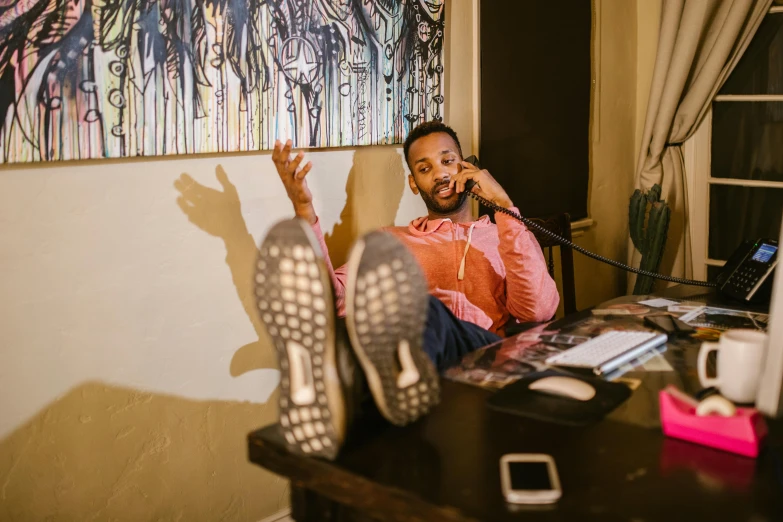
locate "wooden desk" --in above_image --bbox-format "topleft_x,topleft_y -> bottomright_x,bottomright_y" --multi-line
248,291 -> 783,521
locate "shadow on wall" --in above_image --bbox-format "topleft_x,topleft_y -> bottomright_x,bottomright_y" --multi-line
174,149 -> 407,377
174,166 -> 277,379
323,147 -> 407,267
0,382 -> 286,521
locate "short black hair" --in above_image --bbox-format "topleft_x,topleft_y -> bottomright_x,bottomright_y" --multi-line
403,121 -> 463,168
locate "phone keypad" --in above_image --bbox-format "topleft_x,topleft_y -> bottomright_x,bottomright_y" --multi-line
727,266 -> 762,294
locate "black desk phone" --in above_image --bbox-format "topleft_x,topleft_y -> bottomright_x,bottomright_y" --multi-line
461,156 -> 778,303
716,239 -> 778,303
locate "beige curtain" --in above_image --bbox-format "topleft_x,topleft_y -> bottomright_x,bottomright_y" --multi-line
630,0 -> 773,289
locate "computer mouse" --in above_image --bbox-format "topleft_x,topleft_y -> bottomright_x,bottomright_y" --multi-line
528,376 -> 596,401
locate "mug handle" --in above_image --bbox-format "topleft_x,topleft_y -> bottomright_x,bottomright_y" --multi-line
698,342 -> 720,388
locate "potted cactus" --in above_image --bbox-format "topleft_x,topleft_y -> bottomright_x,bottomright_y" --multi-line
629,184 -> 670,295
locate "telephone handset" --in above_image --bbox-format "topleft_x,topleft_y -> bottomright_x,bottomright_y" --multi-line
460,155 -> 776,304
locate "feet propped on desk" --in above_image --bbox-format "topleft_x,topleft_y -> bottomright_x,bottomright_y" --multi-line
255,219 -> 440,460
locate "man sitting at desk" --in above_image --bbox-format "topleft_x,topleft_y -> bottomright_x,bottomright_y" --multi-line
257,122 -> 559,458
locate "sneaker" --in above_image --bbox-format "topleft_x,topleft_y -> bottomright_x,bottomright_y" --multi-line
344,231 -> 440,426
255,218 -> 346,459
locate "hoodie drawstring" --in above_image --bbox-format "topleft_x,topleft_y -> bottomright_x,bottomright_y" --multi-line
457,223 -> 476,281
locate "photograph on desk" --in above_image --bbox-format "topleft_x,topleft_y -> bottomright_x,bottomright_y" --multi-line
677,306 -> 769,341
443,317 -> 674,391
443,325 -> 563,390
625,298 -> 769,341
444,297 -> 772,391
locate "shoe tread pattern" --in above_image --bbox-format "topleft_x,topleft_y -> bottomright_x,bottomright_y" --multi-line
256,220 -> 341,459
350,232 -> 440,425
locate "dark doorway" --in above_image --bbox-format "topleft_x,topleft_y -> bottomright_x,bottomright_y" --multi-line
479,1 -> 591,220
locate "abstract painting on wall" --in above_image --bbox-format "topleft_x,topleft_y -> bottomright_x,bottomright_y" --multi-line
0,0 -> 445,164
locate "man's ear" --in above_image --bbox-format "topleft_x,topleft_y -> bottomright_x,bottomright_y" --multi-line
408,174 -> 419,195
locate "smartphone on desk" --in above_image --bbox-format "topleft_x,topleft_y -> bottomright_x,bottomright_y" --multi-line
500,454 -> 562,505
644,313 -> 695,337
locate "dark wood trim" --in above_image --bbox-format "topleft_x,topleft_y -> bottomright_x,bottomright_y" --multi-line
248,430 -> 479,522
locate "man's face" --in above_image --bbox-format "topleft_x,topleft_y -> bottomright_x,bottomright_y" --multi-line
408,132 -> 467,215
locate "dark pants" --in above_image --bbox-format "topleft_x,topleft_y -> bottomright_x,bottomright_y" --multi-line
423,296 -> 502,372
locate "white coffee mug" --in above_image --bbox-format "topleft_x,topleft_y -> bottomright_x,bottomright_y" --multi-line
697,329 -> 768,404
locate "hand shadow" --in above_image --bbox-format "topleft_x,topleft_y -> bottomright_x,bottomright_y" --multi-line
324,147 -> 407,266
174,166 -> 278,377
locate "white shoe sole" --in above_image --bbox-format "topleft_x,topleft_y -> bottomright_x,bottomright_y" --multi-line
344,231 -> 440,426
256,219 -> 345,459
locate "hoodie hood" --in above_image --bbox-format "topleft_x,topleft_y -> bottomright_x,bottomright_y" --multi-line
408,213 -> 493,236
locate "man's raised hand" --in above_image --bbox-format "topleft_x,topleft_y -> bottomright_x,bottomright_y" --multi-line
271,139 -> 317,224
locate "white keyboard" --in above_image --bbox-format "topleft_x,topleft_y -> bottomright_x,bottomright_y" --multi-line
545,330 -> 668,375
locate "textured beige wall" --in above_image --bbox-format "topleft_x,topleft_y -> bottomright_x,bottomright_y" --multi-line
1,383 -> 285,520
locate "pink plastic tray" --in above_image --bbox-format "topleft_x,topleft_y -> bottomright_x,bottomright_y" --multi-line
659,388 -> 768,458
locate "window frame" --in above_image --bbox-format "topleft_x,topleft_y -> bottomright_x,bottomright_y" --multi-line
684,5 -> 783,281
